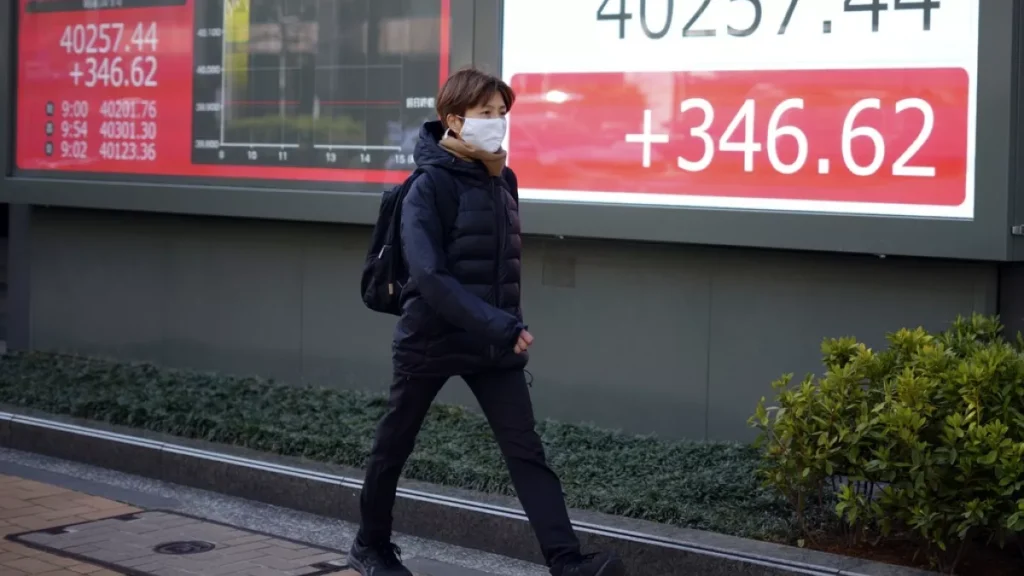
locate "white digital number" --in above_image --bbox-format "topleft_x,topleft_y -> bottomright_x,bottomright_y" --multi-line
766,98 -> 808,175
677,98 -> 715,172
841,99 -> 886,177
82,56 -> 157,88
718,99 -> 761,173
59,23 -> 126,54
130,56 -> 158,87
130,22 -> 159,51
892,98 -> 936,177
670,97 -> 936,178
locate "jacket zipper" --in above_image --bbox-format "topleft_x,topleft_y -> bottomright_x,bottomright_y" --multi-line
493,178 -> 506,309
491,177 -> 507,359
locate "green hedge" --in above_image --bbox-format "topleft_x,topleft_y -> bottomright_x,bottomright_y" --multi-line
751,314 -> 1024,573
0,351 -> 802,541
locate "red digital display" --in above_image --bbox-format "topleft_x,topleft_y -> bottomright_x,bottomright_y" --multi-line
508,68 -> 969,207
16,0 -> 451,185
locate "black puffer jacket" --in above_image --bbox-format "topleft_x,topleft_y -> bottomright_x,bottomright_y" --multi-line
393,121 -> 526,376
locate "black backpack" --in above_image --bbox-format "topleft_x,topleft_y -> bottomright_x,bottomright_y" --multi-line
360,166 -> 518,316
361,166 -> 451,315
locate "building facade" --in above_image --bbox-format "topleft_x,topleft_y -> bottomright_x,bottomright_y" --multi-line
1,0 -> 1020,442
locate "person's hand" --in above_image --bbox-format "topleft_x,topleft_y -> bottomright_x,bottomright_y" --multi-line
514,329 -> 534,354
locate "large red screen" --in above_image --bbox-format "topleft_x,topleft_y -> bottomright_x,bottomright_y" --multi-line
508,68 -> 969,207
16,0 -> 451,185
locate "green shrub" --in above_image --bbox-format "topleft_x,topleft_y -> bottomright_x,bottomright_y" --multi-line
0,351 -> 792,541
750,314 -> 1024,573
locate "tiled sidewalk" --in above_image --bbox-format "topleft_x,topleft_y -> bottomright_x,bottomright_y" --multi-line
0,474 -> 357,576
0,473 -> 136,575
0,469 -> 495,576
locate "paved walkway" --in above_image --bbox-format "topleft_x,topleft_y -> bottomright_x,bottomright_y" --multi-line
1,473 -> 136,575
0,474 -> 361,576
0,465 -> 506,576
0,447 -> 537,576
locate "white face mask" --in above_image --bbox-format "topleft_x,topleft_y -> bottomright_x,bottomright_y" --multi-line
459,117 -> 507,153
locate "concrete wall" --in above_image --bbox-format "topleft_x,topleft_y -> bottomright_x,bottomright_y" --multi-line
25,207 -> 998,442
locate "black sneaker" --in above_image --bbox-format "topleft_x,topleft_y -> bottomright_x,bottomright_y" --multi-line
554,551 -> 627,576
347,539 -> 413,576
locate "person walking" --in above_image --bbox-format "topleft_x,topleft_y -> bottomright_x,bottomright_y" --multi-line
348,68 -> 627,576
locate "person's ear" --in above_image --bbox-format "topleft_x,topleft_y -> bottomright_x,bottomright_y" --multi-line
446,114 -> 463,136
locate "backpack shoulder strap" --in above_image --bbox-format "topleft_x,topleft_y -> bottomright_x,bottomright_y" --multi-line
389,165 -> 427,238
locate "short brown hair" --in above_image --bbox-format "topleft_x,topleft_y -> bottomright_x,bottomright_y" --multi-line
436,68 -> 515,129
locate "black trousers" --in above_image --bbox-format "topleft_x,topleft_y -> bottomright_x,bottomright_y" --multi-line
357,368 -> 581,567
